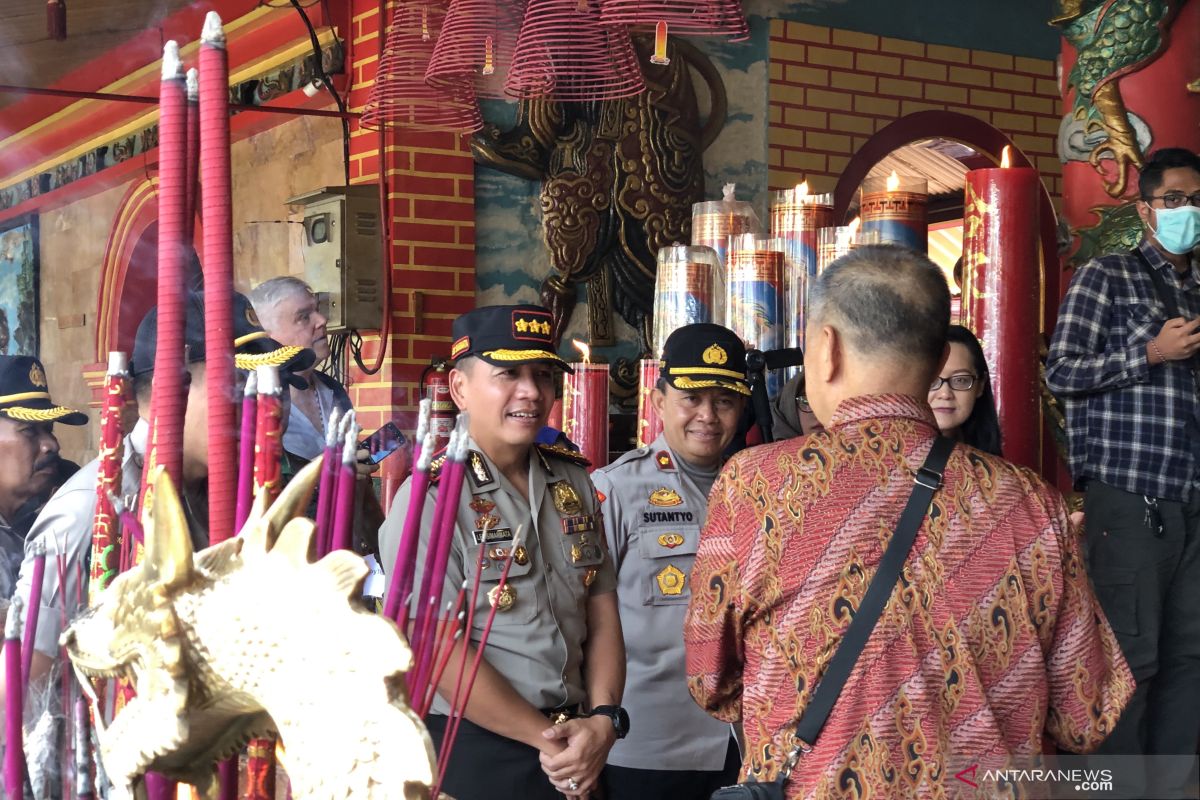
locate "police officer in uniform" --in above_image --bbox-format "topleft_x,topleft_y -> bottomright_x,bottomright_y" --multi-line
591,323 -> 748,798
379,304 -> 628,800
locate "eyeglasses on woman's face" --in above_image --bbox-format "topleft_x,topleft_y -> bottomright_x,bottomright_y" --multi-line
796,393 -> 812,414
929,374 -> 978,392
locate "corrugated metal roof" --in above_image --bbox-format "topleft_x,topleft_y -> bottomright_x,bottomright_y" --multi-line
863,138 -> 976,199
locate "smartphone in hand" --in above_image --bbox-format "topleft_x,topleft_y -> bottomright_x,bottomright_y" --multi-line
360,421 -> 408,464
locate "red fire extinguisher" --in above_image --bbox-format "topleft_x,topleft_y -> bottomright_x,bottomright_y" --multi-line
421,357 -> 456,452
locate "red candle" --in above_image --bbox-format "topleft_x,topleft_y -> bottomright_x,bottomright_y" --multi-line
636,358 -> 662,448
90,351 -> 128,597
200,11 -> 238,546
962,146 -> 1041,470
562,340 -> 608,470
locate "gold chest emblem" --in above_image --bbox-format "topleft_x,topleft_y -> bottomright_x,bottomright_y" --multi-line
488,584 -> 517,612
648,488 -> 682,507
551,481 -> 583,515
657,533 -> 685,549
655,564 -> 686,596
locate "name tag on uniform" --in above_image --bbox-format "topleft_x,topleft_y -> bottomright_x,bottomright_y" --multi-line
472,527 -> 514,545
560,514 -> 595,535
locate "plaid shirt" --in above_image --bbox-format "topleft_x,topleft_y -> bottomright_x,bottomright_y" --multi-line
1046,238 -> 1200,501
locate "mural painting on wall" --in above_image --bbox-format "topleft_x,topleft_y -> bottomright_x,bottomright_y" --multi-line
1054,0 -> 1199,266
472,36 -> 727,389
0,216 -> 39,356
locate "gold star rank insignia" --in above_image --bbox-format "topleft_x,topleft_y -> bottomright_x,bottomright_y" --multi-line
655,450 -> 675,471
515,318 -> 529,333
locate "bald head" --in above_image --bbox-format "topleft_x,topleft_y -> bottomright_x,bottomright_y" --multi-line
808,244 -> 950,365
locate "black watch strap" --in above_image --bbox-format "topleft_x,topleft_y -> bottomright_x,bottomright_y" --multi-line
587,705 -> 629,739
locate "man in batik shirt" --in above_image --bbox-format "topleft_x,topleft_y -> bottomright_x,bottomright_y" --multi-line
685,245 -> 1133,798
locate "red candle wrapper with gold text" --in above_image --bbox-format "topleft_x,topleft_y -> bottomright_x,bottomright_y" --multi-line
562,362 -> 608,471
636,359 -> 663,448
961,162 -> 1041,471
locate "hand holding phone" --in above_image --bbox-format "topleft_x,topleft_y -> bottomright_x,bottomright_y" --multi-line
360,421 -> 408,464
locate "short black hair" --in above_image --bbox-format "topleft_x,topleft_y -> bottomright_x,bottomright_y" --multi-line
1138,148 -> 1200,199
808,244 -> 950,365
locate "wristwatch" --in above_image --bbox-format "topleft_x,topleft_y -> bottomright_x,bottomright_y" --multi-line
586,705 -> 630,739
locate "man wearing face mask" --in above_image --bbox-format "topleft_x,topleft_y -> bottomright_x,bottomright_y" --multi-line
1047,147 -> 1200,776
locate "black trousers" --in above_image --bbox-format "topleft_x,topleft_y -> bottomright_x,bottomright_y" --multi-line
1083,482 -> 1200,779
603,737 -> 741,800
425,714 -> 565,800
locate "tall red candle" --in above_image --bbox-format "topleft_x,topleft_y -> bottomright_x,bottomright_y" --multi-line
562,341 -> 608,470
636,358 -> 662,448
962,147 -> 1041,471
200,12 -> 238,546
145,40 -> 188,494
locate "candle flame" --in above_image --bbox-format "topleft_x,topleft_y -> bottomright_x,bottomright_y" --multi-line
794,181 -> 809,202
1000,145 -> 1012,168
848,216 -> 861,235
175,785 -> 191,800
650,21 -> 670,65
482,34 -> 495,75
886,171 -> 900,193
572,339 -> 591,364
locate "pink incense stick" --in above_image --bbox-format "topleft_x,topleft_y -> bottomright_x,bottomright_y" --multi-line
434,530 -> 523,795
409,424 -> 466,691
20,540 -> 45,690
184,68 -> 198,244
419,587 -> 465,717
329,412 -> 359,553
234,370 -> 258,531
314,407 -> 342,558
385,429 -> 435,624
5,597 -> 26,800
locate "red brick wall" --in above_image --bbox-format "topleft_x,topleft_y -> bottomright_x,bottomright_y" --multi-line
768,21 -> 1062,201
345,0 -> 476,434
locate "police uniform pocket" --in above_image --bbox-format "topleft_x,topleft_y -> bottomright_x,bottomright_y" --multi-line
636,524 -> 700,606
468,539 -> 538,625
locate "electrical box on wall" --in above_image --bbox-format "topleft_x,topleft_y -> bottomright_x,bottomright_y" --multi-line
286,185 -> 383,333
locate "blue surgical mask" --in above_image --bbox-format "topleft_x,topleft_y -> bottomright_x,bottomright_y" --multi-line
1152,205 -> 1200,255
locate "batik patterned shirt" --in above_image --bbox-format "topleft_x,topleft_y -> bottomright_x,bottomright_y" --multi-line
684,394 -> 1133,799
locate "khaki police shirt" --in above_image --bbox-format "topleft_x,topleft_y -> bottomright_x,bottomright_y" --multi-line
379,436 -> 616,715
591,433 -> 733,771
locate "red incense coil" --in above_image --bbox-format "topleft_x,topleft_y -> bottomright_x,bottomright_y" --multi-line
200,15 -> 238,545
361,1 -> 483,132
505,0 -> 645,101
597,0 -> 748,40
425,0 -> 525,97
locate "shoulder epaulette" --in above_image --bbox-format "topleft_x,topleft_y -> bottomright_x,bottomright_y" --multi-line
536,442 -> 591,468
427,448 -> 449,484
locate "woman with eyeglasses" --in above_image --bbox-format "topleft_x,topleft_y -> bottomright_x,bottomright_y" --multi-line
928,325 -> 1003,456
768,370 -> 823,440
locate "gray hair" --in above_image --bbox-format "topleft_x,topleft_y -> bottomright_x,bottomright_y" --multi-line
808,244 -> 950,364
249,276 -> 314,332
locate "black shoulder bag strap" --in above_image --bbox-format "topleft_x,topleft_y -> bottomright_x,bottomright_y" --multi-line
1133,247 -> 1200,393
785,436 -> 955,774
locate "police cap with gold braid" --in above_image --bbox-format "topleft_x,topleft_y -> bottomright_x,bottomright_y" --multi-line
661,322 -> 750,396
0,355 -> 88,425
450,304 -> 573,373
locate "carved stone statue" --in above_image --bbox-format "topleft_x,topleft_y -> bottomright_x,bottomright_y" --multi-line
472,36 -> 726,353
62,460 -> 436,800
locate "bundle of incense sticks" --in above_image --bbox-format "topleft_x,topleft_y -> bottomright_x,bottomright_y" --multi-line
408,417 -> 469,696
432,529 -> 524,797
329,411 -> 360,553
5,597 -> 25,800
314,407 -> 343,557
385,400 -> 433,627
234,370 -> 258,531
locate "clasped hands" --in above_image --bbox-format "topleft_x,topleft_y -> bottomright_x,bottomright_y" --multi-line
538,714 -> 616,799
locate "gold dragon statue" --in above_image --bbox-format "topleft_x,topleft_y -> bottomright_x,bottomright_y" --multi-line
61,459 -> 436,800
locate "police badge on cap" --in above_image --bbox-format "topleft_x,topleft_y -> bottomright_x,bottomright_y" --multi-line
660,323 -> 750,396
0,355 -> 88,425
450,304 -> 573,372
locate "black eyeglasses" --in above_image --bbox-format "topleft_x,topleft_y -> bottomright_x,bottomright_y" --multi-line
930,374 -> 978,392
1143,192 -> 1200,209
796,394 -> 812,414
